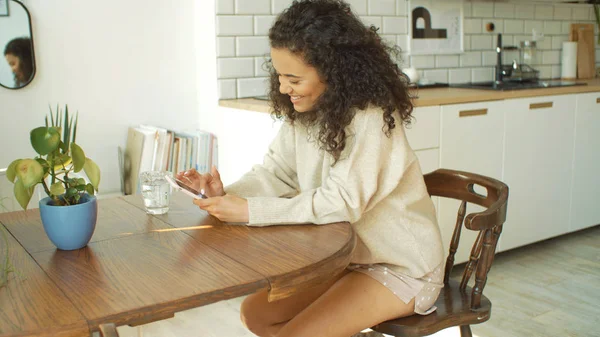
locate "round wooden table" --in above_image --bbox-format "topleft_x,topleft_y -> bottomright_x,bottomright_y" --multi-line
0,193 -> 355,336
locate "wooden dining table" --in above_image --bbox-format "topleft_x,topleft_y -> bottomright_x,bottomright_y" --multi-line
0,193 -> 356,337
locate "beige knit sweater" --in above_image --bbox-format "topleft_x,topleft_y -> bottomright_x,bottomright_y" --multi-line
224,107 -> 444,278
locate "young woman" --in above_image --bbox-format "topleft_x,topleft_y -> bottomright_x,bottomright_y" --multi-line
177,1 -> 444,336
3,37 -> 34,87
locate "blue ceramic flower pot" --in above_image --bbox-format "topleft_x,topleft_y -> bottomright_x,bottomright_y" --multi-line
39,194 -> 98,250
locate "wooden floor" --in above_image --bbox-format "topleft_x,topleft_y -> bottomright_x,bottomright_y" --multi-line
109,225 -> 600,337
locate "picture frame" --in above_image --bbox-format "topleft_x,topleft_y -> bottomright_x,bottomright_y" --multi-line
0,0 -> 8,17
409,0 -> 464,55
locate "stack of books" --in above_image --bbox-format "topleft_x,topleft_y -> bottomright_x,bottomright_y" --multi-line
121,125 -> 218,195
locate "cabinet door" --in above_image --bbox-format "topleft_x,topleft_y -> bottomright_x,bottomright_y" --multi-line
405,106 -> 440,151
501,95 -> 576,251
415,148 -> 439,174
570,93 -> 600,231
438,101 -> 506,263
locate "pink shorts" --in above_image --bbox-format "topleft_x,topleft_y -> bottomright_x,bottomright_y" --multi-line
347,263 -> 444,315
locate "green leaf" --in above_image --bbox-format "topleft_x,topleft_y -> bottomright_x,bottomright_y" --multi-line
50,182 -> 65,196
58,140 -> 67,154
51,153 -> 71,170
73,113 -> 79,144
49,105 -> 55,127
14,179 -> 33,210
30,127 -> 61,155
83,158 -> 101,191
71,143 -> 85,172
85,183 -> 95,196
35,158 -> 50,178
77,178 -> 86,186
15,159 -> 44,189
6,159 -> 20,183
63,106 -> 70,152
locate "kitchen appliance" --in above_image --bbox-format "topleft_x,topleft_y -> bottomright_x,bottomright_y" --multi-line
501,63 -> 540,82
519,40 -> 540,68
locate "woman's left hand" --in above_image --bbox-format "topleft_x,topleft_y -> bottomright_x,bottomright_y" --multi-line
193,194 -> 249,223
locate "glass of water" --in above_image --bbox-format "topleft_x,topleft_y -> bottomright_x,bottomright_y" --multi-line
140,171 -> 171,214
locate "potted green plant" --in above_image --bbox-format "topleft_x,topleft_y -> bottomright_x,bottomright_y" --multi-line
5,105 -> 101,250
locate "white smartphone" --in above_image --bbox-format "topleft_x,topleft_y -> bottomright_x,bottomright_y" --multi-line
164,175 -> 207,199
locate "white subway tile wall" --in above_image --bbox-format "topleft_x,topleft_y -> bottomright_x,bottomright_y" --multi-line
219,79 -> 237,99
254,16 -> 276,35
237,77 -> 270,97
236,0 -> 270,15
217,0 -> 234,15
216,0 -> 599,99
449,68 -> 471,84
515,4 -> 535,20
472,67 -> 494,82
236,36 -> 270,57
255,57 -> 270,77
217,37 -> 235,57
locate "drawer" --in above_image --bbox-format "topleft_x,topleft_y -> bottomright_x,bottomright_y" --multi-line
404,106 -> 440,150
510,94 -> 576,112
576,92 -> 600,113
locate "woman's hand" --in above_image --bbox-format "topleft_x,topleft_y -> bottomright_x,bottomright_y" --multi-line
193,194 -> 249,223
175,166 -> 225,197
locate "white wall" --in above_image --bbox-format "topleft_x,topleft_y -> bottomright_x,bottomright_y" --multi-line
215,107 -> 281,186
0,0 -> 32,87
0,0 -> 220,196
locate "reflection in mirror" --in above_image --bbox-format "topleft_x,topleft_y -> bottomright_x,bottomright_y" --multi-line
0,0 -> 35,89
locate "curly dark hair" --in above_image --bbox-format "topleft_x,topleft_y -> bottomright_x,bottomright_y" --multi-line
268,0 -> 413,161
4,37 -> 34,87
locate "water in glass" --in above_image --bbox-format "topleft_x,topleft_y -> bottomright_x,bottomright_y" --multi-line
140,171 -> 171,214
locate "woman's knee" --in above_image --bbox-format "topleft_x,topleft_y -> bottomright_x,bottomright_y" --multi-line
240,291 -> 273,336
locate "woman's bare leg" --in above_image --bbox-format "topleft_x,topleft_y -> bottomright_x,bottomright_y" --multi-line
241,270 -> 416,337
240,270 -> 349,336
274,271 -> 415,337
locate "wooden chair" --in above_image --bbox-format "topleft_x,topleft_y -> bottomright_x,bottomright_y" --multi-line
98,323 -> 119,337
372,168 -> 509,337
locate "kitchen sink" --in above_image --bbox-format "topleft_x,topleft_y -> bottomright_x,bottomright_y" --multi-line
450,80 -> 586,91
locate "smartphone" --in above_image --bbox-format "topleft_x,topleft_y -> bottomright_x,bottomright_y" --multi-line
164,175 -> 207,199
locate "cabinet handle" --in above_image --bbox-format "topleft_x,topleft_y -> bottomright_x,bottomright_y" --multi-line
529,102 -> 553,109
596,98 -> 600,104
459,109 -> 488,117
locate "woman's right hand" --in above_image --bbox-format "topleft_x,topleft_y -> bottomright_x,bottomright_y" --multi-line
175,166 -> 225,197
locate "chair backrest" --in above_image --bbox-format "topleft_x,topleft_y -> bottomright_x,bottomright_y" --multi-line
424,169 -> 509,310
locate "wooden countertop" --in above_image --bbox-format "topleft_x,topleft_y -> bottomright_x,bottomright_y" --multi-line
219,79 -> 600,113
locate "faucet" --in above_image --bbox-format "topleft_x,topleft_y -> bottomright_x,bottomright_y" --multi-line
495,33 -> 503,84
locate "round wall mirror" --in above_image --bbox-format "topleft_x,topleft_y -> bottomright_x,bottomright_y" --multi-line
0,0 -> 35,89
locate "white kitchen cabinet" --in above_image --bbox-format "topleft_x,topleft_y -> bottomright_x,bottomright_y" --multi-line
415,148 -> 439,174
570,93 -> 600,231
437,101 -> 506,263
405,106 -> 440,151
501,94 -> 576,251
439,101 -> 505,180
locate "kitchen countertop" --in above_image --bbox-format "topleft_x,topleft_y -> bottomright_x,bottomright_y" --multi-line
219,78 -> 600,113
